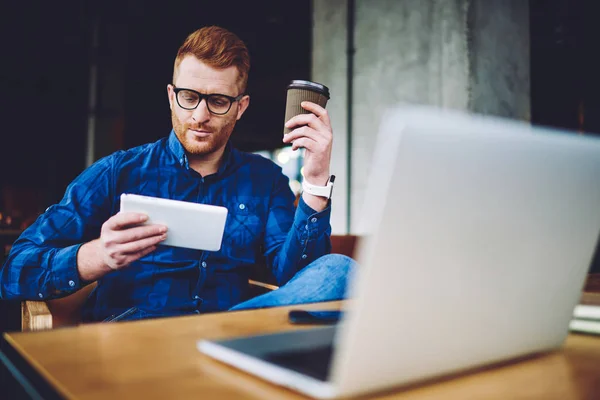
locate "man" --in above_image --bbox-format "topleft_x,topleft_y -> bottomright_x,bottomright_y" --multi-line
0,26 -> 354,322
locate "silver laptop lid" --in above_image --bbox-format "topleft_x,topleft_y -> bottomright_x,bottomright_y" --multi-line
330,106 -> 600,397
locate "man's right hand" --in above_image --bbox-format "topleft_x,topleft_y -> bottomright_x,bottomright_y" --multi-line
77,212 -> 167,281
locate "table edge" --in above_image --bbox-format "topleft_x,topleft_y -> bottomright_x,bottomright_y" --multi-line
1,333 -> 68,399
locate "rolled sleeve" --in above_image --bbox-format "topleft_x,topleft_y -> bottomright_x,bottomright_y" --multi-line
51,244 -> 85,296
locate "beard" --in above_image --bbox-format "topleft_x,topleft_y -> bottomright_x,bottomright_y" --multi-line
171,110 -> 237,157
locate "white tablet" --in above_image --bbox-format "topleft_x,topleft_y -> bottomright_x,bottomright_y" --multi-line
119,193 -> 228,251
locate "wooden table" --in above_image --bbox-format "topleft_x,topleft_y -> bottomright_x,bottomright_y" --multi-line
2,301 -> 600,399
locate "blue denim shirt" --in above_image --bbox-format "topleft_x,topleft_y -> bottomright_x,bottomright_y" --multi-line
0,131 -> 332,321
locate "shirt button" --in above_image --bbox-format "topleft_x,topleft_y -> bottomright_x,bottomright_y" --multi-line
194,295 -> 201,300
201,261 -> 207,268
239,203 -> 246,210
301,254 -> 308,259
38,293 -> 43,298
68,280 -> 75,287
311,217 -> 317,223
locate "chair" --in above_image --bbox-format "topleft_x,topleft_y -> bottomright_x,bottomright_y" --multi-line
22,282 -> 97,331
21,235 -> 359,331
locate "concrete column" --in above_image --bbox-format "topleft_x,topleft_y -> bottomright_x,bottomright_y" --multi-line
468,0 -> 530,120
312,0 -> 349,234
312,0 -> 530,233
352,0 -> 471,232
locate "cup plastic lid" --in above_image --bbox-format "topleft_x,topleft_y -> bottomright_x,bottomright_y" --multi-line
287,80 -> 330,98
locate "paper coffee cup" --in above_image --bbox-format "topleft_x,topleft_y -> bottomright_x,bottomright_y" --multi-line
283,80 -> 330,135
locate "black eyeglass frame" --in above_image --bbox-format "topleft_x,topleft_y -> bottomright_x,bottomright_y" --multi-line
172,86 -> 245,115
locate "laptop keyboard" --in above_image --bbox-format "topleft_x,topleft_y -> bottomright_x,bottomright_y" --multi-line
263,344 -> 334,381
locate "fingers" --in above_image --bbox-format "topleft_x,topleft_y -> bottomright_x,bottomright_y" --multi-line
284,101 -> 332,153
108,234 -> 165,261
283,125 -> 322,145
102,232 -> 165,270
102,212 -> 167,244
109,224 -> 167,245
106,243 -> 159,270
100,212 -> 168,270
300,101 -> 330,125
105,212 -> 149,230
289,137 -> 317,152
285,101 -> 331,131
134,245 -> 159,260
120,233 -> 166,254
283,123 -> 334,146
285,111 -> 328,133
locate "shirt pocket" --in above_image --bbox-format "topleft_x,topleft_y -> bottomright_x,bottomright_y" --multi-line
222,198 -> 264,263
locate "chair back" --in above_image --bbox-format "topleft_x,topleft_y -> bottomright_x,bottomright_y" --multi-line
47,282 -> 97,327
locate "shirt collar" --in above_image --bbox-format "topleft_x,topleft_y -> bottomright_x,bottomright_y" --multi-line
167,129 -> 236,176
167,130 -> 188,168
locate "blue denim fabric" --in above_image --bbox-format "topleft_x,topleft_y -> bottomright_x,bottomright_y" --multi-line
110,254 -> 356,322
230,254 -> 356,311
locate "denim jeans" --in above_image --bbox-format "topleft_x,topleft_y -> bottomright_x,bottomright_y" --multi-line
108,254 -> 356,322
230,253 -> 356,311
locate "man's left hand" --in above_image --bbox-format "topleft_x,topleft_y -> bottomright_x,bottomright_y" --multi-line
283,101 -> 333,188
283,101 -> 333,211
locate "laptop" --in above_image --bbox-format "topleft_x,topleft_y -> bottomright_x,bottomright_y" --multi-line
197,105 -> 600,399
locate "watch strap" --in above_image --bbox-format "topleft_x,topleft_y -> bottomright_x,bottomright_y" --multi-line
302,175 -> 335,199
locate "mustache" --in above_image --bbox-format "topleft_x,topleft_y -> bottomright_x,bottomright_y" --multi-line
187,124 -> 212,132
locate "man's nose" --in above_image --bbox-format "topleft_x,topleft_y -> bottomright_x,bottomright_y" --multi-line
192,99 -> 211,123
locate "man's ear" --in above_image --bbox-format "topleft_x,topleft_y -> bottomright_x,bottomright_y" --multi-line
167,84 -> 174,109
235,95 -> 250,121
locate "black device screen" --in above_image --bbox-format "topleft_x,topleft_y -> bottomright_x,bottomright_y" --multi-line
288,310 -> 343,325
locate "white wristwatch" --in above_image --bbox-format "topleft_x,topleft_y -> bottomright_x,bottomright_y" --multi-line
302,175 -> 335,199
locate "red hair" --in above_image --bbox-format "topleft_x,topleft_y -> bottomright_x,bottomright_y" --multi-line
173,26 -> 250,92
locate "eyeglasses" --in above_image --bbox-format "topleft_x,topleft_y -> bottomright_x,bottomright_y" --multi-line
173,86 -> 244,115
